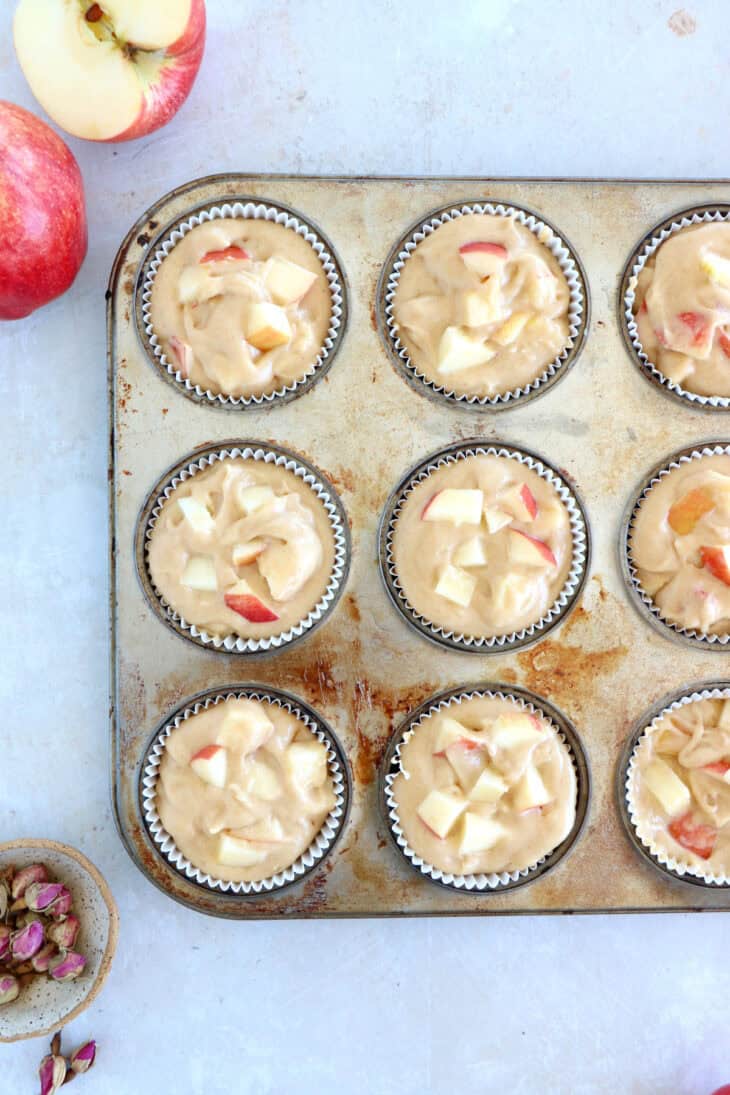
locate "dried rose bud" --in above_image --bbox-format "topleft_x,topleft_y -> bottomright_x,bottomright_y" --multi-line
0,925 -> 11,961
9,896 -> 27,914
70,1040 -> 97,1074
10,864 -> 48,901
48,890 -> 72,920
38,1053 -> 67,1095
24,882 -> 65,914
47,950 -> 86,982
10,919 -> 44,961
0,974 -> 19,1005
31,943 -> 58,973
46,915 -> 79,950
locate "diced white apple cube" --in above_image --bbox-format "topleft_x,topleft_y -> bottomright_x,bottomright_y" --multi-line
501,483 -> 538,522
246,301 -> 292,351
189,744 -> 227,788
245,760 -> 282,802
453,536 -> 488,567
285,741 -> 329,790
178,265 -> 210,305
232,539 -> 266,567
263,256 -> 317,305
434,564 -> 477,607
437,326 -> 496,375
700,251 -> 730,289
445,741 -> 486,791
245,816 -> 286,844
508,528 -> 556,567
422,488 -> 484,526
489,712 -> 543,750
470,766 -> 509,804
433,717 -> 486,756
417,789 -> 467,839
177,496 -> 215,535
490,574 -> 528,617
513,766 -> 552,812
217,702 -> 274,753
216,833 -> 268,868
484,506 -> 513,534
458,289 -> 503,327
644,758 -> 691,817
181,554 -> 218,591
237,484 -> 276,515
493,312 -> 530,346
458,812 -> 505,855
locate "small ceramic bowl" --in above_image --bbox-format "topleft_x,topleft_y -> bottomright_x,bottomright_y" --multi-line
0,840 -> 118,1043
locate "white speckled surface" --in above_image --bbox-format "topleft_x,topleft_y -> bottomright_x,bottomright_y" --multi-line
1,1 -> 728,1091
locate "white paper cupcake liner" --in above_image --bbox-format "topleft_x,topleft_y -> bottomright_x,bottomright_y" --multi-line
136,442 -> 350,654
381,684 -> 590,892
622,683 -> 730,887
622,441 -> 730,648
141,687 -> 350,895
378,440 -> 590,652
377,199 -> 588,409
621,203 -> 730,410
136,198 -> 346,407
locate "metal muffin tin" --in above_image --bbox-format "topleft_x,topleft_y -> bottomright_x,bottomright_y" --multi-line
110,175 -> 730,917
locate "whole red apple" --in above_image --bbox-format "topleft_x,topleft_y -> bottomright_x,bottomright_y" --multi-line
0,102 -> 87,321
13,0 -> 206,143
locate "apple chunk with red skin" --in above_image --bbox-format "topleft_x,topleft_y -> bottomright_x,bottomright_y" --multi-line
459,241 -> 508,278
501,483 -> 538,522
667,487 -> 715,534
190,744 -> 227,788
508,529 -> 557,567
0,101 -> 87,320
14,0 -> 206,142
200,246 -> 249,264
224,580 -> 279,624
700,545 -> 730,586
421,489 -> 483,526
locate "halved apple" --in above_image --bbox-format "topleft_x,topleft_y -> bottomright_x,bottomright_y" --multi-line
483,506 -> 513,534
513,765 -> 552,812
177,496 -> 214,535
501,483 -> 538,522
421,488 -> 483,526
667,487 -> 715,534
458,241 -> 508,278
231,539 -> 267,567
216,832 -> 268,868
263,256 -> 317,305
469,766 -> 508,803
285,741 -> 329,790
700,545 -> 730,586
508,529 -> 557,567
493,312 -> 530,346
190,744 -> 227,788
453,536 -> 488,567
644,758 -> 691,817
458,812 -> 505,855
416,788 -> 467,839
245,301 -> 292,351
434,564 -> 477,607
437,327 -> 496,375
181,554 -> 217,591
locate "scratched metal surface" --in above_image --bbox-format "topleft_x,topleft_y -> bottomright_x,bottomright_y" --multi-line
109,175 -> 730,917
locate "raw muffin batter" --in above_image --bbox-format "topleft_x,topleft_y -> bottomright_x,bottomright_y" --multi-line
156,697 -> 336,882
630,453 -> 730,635
634,222 -> 730,398
147,458 -> 336,640
392,212 -> 571,397
392,454 -> 573,637
150,218 -> 331,398
391,695 -> 576,875
632,696 -> 730,875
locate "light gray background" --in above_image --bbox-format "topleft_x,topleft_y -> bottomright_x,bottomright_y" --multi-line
1,2 -> 727,1092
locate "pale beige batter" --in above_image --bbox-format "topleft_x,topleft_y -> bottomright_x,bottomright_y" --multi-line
157,697 -> 337,883
630,454 -> 730,635
632,697 -> 730,875
147,459 -> 336,640
392,455 -> 573,637
150,219 -> 331,398
634,222 -> 730,398
391,695 -> 576,875
392,213 -> 571,397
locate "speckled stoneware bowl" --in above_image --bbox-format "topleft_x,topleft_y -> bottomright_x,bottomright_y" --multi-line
0,840 -> 118,1043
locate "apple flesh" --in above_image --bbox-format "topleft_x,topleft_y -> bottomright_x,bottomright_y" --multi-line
216,703 -> 274,753
668,812 -> 717,860
434,564 -> 477,607
216,832 -> 267,868
667,487 -> 715,534
501,483 -> 538,522
644,758 -> 691,817
14,0 -> 206,142
508,529 -> 557,567
700,545 -> 730,586
244,760 -> 282,802
513,765 -> 552,812
237,484 -> 276,515
224,580 -> 279,624
417,789 -> 467,839
231,540 -> 266,567
437,326 -> 496,375
470,766 -> 508,804
458,812 -> 505,856
246,301 -> 292,351
200,246 -> 249,264
181,554 -> 217,591
453,536 -> 488,567
285,741 -> 329,790
483,506 -> 513,534
421,489 -> 483,526
444,741 -> 486,791
169,335 -> 193,376
263,257 -> 317,305
458,241 -> 508,278
493,312 -> 530,346
0,101 -> 87,320
190,744 -> 227,788
489,712 -> 543,751
177,496 -> 214,535
458,288 -> 503,327
432,717 -> 486,756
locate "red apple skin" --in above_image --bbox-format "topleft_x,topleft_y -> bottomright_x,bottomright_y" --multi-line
0,101 -> 86,320
224,592 -> 279,624
108,0 -> 206,143
459,241 -> 508,257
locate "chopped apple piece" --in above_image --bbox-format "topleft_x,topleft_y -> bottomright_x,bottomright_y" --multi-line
453,536 -> 488,567
216,833 -> 268,868
458,288 -> 503,327
644,758 -> 691,817
489,712 -> 543,751
508,529 -> 557,567
703,760 -> 730,778
483,506 -> 513,534
217,703 -> 274,753
417,789 -> 467,839
433,717 -> 486,756
244,817 -> 286,844
437,327 -> 496,375
700,545 -> 730,586
263,256 -> 317,305
490,574 -> 527,616
232,539 -> 267,567
245,301 -> 292,351
458,812 -> 505,855
224,580 -> 279,623
513,765 -> 552,812
285,741 -> 329,790
667,487 -> 715,534
169,334 -> 193,375
501,483 -> 538,522
177,267 -> 209,305
434,564 -> 477,607
470,766 -> 508,804
190,745 -> 227,788
177,496 -> 214,535
458,240 -> 508,278
700,251 -> 730,288
245,760 -> 282,802
200,246 -> 250,263
493,312 -> 530,346
445,741 -> 486,791
668,813 -> 717,860
181,554 -> 217,592
718,330 -> 730,359
237,484 -> 276,515
421,488 -> 483,526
